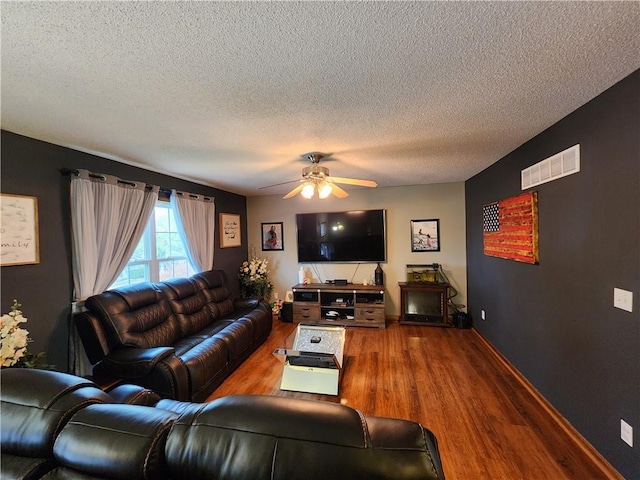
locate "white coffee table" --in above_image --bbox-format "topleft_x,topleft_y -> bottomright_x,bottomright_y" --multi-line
273,324 -> 345,395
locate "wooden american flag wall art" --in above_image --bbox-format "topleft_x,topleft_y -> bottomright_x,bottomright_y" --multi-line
483,191 -> 539,264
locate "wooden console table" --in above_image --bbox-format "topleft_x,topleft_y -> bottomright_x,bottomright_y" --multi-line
292,283 -> 386,329
398,282 -> 452,327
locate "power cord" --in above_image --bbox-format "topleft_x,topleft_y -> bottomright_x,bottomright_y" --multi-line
438,265 -> 466,313
306,263 -> 370,285
349,263 -> 362,284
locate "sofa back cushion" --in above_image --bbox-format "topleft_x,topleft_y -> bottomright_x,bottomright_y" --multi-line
191,270 -> 234,319
164,394 -> 443,480
0,369 -> 111,458
159,278 -> 212,336
85,283 -> 181,349
53,404 -> 178,480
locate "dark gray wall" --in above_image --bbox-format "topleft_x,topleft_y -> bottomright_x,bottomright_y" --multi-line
465,70 -> 639,478
0,131 -> 248,371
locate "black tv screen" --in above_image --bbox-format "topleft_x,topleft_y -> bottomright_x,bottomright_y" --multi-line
296,209 -> 386,263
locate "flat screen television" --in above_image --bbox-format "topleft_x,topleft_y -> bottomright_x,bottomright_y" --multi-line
296,209 -> 386,263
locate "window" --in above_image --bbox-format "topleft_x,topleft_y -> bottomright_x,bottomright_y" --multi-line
111,201 -> 196,288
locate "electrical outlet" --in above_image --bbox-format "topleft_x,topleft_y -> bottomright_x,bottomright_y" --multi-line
621,419 -> 633,447
614,288 -> 633,312
481,310 -> 486,321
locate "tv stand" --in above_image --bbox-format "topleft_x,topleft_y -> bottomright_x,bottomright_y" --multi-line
292,283 -> 386,329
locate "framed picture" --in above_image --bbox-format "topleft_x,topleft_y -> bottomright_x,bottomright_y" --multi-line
0,194 -> 40,266
261,222 -> 284,251
411,219 -> 440,252
219,213 -> 241,248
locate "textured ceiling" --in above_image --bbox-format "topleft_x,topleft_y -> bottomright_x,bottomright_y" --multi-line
2,2 -> 639,197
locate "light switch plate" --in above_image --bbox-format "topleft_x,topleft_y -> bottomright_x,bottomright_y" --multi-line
614,288 -> 633,312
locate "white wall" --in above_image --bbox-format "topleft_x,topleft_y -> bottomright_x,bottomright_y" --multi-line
246,183 -> 467,317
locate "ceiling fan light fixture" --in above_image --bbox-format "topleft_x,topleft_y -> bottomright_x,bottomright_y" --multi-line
264,152 -> 378,199
301,182 -> 315,199
318,181 -> 333,198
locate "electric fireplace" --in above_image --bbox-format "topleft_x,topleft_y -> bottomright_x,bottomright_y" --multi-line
398,282 -> 451,326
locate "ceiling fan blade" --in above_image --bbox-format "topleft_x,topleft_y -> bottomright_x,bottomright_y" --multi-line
257,179 -> 301,190
330,176 -> 378,188
283,184 -> 305,199
330,183 -> 349,198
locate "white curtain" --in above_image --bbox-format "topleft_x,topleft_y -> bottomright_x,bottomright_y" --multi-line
69,169 -> 159,375
170,189 -> 215,272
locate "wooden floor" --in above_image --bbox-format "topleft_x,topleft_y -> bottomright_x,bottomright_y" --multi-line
208,319 -> 615,480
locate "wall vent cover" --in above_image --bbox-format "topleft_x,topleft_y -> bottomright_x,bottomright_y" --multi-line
521,144 -> 580,190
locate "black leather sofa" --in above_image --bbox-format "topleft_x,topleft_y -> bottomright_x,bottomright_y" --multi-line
75,270 -> 272,401
1,369 -> 446,480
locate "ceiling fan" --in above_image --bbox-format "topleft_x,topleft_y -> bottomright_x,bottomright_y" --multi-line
259,152 -> 378,199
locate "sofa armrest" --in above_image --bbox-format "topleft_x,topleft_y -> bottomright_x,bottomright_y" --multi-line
75,311 -> 112,364
101,347 -> 175,378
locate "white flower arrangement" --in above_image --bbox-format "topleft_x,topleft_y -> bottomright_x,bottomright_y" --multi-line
240,257 -> 270,281
238,258 -> 273,300
0,299 -> 29,367
0,299 -> 51,369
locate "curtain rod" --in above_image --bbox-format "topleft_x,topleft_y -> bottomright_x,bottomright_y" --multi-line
60,168 -> 172,196
174,191 -> 214,202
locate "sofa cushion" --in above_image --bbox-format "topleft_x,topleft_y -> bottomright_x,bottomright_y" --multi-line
52,404 -> 178,480
191,270 -> 234,319
159,278 -> 213,336
0,369 -> 112,458
107,384 -> 162,406
1,454 -> 54,480
234,308 -> 272,345
173,335 -> 230,402
213,320 -> 253,367
194,319 -> 233,337
85,284 -> 181,349
231,297 -> 261,316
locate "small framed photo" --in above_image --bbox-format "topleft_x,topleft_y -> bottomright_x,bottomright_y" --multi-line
285,290 -> 294,302
261,222 -> 284,251
411,219 -> 440,252
219,213 -> 241,248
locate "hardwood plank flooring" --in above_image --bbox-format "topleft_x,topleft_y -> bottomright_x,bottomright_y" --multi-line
208,319 -> 616,479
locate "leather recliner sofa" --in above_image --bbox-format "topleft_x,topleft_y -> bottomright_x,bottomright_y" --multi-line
75,270 -> 272,402
1,369 -> 446,480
